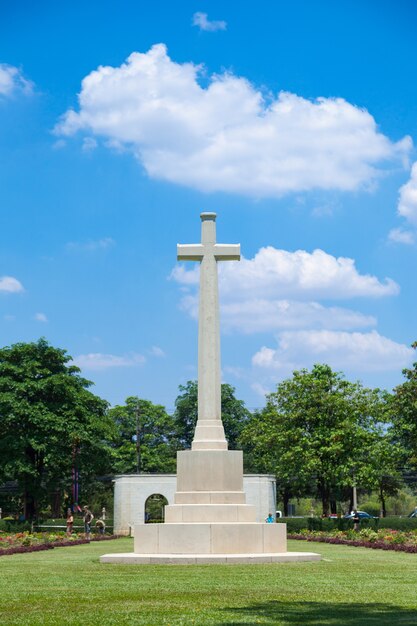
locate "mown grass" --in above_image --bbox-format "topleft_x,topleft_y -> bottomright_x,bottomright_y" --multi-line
1,538 -> 416,625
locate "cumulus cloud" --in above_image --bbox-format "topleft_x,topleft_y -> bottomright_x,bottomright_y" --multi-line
149,345 -> 166,357
0,63 -> 33,97
398,162 -> 417,225
0,276 -> 24,293
223,300 -> 375,334
388,163 -> 417,245
73,352 -> 145,370
252,330 -> 413,373
82,137 -> 98,152
172,247 -> 399,303
34,312 -> 48,323
192,12 -> 227,32
179,293 -> 376,333
388,227 -> 415,245
66,237 -> 115,252
55,44 -> 411,198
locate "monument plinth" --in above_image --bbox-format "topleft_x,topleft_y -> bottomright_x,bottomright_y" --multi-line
101,213 -> 320,564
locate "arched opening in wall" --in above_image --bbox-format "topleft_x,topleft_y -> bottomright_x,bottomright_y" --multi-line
144,494 -> 168,523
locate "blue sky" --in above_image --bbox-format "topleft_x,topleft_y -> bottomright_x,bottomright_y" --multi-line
1,0 -> 417,411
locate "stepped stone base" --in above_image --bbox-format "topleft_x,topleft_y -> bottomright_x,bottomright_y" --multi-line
133,521 -> 286,554
101,448 -> 321,565
101,551 -> 321,564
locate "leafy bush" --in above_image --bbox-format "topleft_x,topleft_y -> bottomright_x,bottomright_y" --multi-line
276,517 -> 310,532
0,520 -> 31,532
275,514 -> 399,532
378,516 -> 417,531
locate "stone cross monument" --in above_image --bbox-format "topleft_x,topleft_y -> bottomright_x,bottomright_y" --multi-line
101,213 -> 320,564
177,212 -> 240,451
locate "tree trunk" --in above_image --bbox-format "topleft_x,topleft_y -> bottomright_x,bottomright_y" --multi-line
282,489 -> 290,517
379,485 -> 386,517
23,490 -> 36,520
51,490 -> 62,518
320,484 -> 330,516
330,499 -> 337,514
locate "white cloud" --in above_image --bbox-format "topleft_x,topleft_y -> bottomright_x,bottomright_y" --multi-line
398,162 -> 417,226
388,163 -> 417,245
192,12 -> 227,32
73,352 -> 145,370
172,247 -> 397,335
66,237 -> 115,252
34,312 -> 48,323
149,345 -> 166,357
55,44 -> 411,198
0,64 -> 33,97
172,247 -> 399,302
223,300 -> 376,334
179,294 -> 375,333
82,137 -> 98,152
252,330 -> 413,373
0,276 -> 24,293
388,227 -> 415,245
251,382 -> 271,398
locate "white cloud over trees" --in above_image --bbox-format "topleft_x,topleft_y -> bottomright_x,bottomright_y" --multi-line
73,352 -> 145,370
172,245 -> 409,376
252,330 -> 413,373
56,44 -> 411,198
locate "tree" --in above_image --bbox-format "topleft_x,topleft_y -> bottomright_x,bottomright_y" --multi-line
354,434 -> 403,517
390,342 -> 417,470
0,339 -> 111,519
240,364 -> 388,516
108,397 -> 177,474
173,380 -> 251,449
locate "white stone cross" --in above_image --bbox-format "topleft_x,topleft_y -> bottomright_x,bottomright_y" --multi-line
177,212 -> 240,450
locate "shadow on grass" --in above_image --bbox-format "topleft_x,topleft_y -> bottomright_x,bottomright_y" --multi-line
221,600 -> 417,625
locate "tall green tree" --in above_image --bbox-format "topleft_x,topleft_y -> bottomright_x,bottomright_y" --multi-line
390,342 -> 417,470
173,380 -> 251,449
0,339 -> 111,519
108,397 -> 177,474
240,364 -> 388,515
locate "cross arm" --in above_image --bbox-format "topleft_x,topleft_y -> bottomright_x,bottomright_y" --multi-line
177,244 -> 204,261
214,244 -> 241,261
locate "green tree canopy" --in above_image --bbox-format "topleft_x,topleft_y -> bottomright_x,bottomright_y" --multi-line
240,364 -> 390,515
173,380 -> 251,449
390,342 -> 417,470
0,338 -> 111,519
108,396 -> 177,474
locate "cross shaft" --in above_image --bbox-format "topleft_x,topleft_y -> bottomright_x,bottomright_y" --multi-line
177,213 -> 240,450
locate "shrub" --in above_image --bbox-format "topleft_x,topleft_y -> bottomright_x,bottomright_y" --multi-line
276,517 -> 310,532
0,520 -> 31,533
358,517 -> 379,530
378,517 -> 417,531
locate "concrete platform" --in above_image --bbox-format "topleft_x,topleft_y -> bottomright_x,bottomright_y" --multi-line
100,551 -> 321,564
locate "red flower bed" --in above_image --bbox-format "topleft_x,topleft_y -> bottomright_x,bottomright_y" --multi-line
0,533 -> 121,557
288,533 -> 417,553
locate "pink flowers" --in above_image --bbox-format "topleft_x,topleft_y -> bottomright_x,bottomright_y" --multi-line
0,531 -> 119,557
289,528 -> 417,553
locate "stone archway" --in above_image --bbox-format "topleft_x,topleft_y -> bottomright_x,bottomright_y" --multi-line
144,493 -> 168,523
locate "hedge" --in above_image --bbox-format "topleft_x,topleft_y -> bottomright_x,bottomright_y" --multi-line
277,516 -> 417,532
377,516 -> 417,531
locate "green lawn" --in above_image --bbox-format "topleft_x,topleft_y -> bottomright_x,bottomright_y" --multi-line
1,538 -> 416,625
